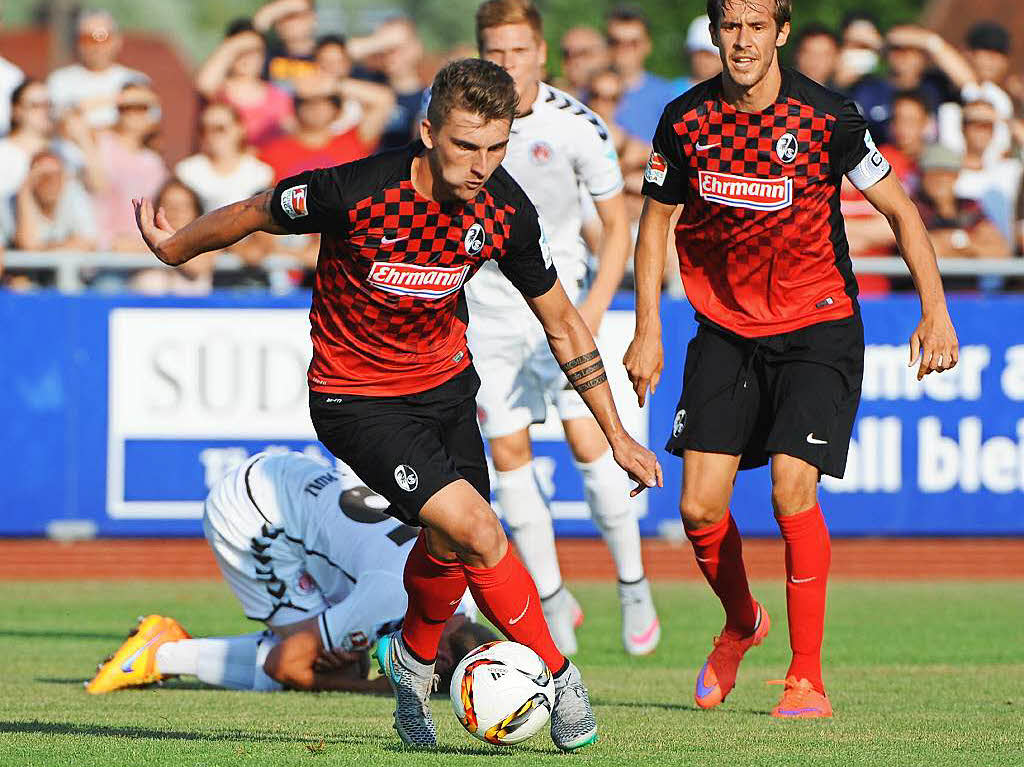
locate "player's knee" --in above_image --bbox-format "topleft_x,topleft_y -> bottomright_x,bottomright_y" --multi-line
679,494 -> 727,529
456,509 -> 507,565
489,432 -> 532,472
770,475 -> 817,516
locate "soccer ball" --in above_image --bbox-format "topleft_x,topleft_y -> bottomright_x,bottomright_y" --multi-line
449,640 -> 555,745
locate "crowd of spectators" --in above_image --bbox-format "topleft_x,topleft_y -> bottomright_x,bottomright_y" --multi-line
0,2 -> 1022,294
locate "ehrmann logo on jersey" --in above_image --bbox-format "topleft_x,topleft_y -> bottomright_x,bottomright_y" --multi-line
698,170 -> 793,212
367,262 -> 471,299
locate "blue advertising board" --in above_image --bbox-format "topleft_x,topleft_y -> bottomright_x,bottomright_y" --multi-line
1,291 -> 1021,536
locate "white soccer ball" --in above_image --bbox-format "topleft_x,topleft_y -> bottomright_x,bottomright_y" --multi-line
449,640 -> 555,745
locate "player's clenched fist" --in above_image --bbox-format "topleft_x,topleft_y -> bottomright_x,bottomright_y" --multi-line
610,434 -> 663,497
623,327 -> 664,408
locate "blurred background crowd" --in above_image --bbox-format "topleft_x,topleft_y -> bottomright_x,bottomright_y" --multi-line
0,0 -> 1022,294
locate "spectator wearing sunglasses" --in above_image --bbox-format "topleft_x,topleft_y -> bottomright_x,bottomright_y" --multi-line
0,80 -> 55,202
605,6 -> 676,143
175,103 -> 274,214
94,82 -> 168,251
259,72 -> 392,182
557,26 -> 608,101
47,10 -> 148,129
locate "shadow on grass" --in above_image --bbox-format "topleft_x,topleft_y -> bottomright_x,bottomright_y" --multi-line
0,629 -> 125,641
383,742 -> 557,757
35,678 -> 215,691
0,720 -> 380,746
601,699 -> 771,716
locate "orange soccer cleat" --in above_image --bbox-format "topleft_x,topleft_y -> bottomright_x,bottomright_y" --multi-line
769,676 -> 833,718
694,603 -> 770,709
85,614 -> 190,694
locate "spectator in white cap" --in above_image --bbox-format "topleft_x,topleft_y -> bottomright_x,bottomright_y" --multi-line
671,15 -> 721,95
47,10 -> 148,129
913,143 -> 1009,261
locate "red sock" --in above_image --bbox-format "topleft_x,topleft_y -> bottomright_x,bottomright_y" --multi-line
400,533 -> 468,664
776,503 -> 831,694
463,549 -> 566,673
686,511 -> 758,637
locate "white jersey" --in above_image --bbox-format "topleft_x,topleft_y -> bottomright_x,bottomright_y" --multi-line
465,82 -> 623,312
204,452 -> 415,631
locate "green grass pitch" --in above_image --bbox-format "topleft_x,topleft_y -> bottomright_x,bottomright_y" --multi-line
1,579 -> 1022,766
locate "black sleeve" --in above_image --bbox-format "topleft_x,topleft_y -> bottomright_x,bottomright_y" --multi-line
830,99 -> 891,191
269,166 -> 348,235
640,104 -> 690,205
497,197 -> 558,299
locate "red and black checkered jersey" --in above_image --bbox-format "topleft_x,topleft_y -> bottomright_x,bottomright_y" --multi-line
270,142 -> 556,396
642,69 -> 891,337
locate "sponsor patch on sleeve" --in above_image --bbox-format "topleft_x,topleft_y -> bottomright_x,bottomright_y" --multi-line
280,184 -> 309,219
644,152 -> 668,186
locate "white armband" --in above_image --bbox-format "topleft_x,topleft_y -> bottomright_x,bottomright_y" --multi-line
847,132 -> 891,191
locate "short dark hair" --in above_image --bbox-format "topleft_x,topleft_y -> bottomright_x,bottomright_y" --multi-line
606,5 -> 651,33
794,23 -> 839,50
707,0 -> 791,31
225,18 -> 255,37
966,21 -> 1010,54
427,58 -> 518,128
891,89 -> 929,115
314,33 -> 347,54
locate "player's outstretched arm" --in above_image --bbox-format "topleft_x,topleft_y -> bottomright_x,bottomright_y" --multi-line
133,190 -> 288,267
623,197 -> 675,406
527,280 -> 663,496
860,172 -> 959,380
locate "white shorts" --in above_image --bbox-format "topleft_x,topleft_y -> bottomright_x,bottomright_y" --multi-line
467,305 -> 590,440
203,483 -> 329,629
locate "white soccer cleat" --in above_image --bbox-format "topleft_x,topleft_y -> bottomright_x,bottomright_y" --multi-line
541,586 -> 578,656
375,631 -> 438,747
550,661 -> 597,751
618,578 -> 660,656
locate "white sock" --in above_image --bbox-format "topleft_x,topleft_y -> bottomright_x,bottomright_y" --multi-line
495,462 -> 563,598
576,449 -> 645,583
155,633 -> 283,692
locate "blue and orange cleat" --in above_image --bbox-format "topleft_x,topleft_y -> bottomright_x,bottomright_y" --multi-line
694,603 -> 770,709
769,676 -> 833,718
85,614 -> 190,694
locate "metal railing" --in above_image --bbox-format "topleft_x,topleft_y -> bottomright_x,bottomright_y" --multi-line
3,250 -> 1024,293
1,251 -> 305,293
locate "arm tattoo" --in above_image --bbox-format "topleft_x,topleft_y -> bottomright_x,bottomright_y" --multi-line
575,372 -> 608,392
560,349 -> 600,372
567,360 -> 604,383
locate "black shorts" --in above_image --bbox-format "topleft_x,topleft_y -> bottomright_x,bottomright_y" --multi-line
665,315 -> 864,479
309,366 -> 490,526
